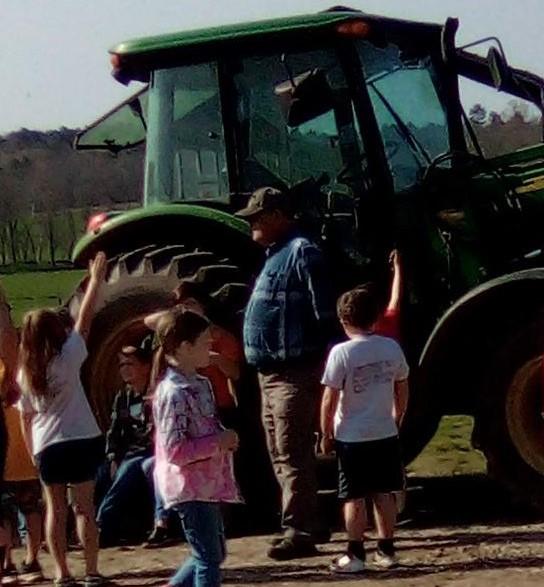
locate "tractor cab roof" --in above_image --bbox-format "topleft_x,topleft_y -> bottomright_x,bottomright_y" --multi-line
109,8 -> 444,83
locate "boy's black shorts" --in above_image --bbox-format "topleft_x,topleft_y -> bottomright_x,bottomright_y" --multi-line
336,435 -> 404,499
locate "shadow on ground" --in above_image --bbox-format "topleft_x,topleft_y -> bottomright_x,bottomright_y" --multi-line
403,474 -> 541,528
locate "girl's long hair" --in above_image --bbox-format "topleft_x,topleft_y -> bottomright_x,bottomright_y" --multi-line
19,309 -> 68,397
151,307 -> 210,389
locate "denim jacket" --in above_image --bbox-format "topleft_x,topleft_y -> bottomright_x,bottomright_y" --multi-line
243,234 -> 335,370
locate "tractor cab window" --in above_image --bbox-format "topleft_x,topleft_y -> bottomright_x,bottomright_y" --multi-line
232,48 -> 369,263
357,41 -> 450,193
145,62 -> 229,203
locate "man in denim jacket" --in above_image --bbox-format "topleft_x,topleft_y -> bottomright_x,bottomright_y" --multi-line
237,187 -> 334,560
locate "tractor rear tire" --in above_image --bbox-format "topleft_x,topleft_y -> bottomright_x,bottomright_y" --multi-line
70,244 -> 249,427
476,313 -> 544,512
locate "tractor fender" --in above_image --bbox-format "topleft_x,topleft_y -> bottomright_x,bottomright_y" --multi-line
418,268 -> 544,414
71,204 -> 260,269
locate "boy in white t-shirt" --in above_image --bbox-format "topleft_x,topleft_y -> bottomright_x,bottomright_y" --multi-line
320,285 -> 409,574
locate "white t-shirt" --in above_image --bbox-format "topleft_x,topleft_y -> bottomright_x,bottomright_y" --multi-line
321,334 -> 409,442
17,330 -> 101,455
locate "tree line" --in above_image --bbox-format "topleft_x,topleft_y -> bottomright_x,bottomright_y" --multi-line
0,128 -> 143,267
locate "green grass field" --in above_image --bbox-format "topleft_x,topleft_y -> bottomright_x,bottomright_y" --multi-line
0,269 -> 486,478
1,268 -> 85,324
407,416 -> 486,477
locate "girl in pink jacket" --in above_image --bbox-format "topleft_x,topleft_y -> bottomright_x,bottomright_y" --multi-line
152,308 -> 240,587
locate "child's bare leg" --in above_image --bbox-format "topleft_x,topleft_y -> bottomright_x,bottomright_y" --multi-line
372,492 -> 397,562
372,493 -> 396,539
71,481 -> 99,577
42,483 -> 70,580
24,510 -> 43,564
343,499 -> 367,560
3,517 -> 13,568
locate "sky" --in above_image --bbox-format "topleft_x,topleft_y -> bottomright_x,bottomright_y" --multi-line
1,0 -> 543,134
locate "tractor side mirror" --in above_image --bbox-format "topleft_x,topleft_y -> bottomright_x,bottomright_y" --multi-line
487,46 -> 511,91
274,68 -> 334,127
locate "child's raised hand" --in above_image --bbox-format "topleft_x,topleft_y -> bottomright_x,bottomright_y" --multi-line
89,252 -> 108,283
218,429 -> 239,452
389,249 -> 400,270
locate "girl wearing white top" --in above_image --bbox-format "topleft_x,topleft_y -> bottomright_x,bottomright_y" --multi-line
18,253 -> 107,587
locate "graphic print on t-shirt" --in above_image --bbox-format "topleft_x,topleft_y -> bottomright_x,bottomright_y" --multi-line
353,360 -> 397,394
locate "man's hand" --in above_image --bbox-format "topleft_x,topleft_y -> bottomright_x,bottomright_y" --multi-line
218,429 -> 239,452
320,435 -> 335,455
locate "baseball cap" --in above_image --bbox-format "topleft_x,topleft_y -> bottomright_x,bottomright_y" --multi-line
234,186 -> 291,219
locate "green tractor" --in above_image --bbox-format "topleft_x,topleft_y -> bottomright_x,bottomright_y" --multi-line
72,8 -> 544,510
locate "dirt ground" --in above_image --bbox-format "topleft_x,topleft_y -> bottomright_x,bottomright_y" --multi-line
9,475 -> 544,587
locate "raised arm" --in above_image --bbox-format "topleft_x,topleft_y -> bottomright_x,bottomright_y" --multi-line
387,249 -> 403,313
75,252 -> 107,341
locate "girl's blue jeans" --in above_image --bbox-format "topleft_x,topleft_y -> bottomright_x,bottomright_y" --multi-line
170,501 -> 225,587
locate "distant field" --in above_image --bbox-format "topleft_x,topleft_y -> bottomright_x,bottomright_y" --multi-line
1,269 -> 85,324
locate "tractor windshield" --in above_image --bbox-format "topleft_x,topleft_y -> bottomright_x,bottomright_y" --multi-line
145,62 -> 229,203
232,48 -> 363,195
357,41 -> 451,192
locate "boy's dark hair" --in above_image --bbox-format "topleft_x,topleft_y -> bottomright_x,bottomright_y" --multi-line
337,284 -> 380,330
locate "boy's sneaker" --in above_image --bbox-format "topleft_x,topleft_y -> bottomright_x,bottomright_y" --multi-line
373,550 -> 398,569
329,553 -> 365,574
19,560 -> 43,583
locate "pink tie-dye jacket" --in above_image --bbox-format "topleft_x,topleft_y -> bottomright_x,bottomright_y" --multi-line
153,367 -> 240,508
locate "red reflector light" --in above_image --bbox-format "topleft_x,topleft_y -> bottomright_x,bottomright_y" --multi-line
87,212 -> 108,234
110,53 -> 122,71
336,20 -> 371,38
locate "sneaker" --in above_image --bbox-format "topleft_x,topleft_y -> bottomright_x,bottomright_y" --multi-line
19,560 -> 43,583
329,553 -> 365,574
3,563 -> 18,585
143,526 -> 174,549
373,550 -> 398,569
267,538 -> 318,561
